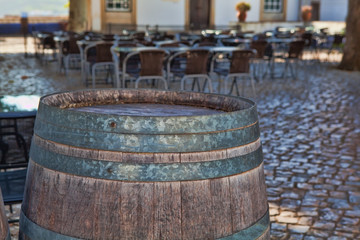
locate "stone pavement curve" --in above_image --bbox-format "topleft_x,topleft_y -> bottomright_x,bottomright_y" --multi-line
0,37 -> 359,239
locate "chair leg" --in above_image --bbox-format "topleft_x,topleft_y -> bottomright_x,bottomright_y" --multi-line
250,75 -> 257,98
92,65 -> 97,88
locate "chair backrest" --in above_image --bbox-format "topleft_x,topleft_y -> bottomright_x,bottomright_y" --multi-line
229,50 -> 254,74
139,50 -> 166,76
301,32 -> 313,47
288,40 -> 305,59
96,42 -> 114,62
185,49 -> 210,75
197,41 -> 217,47
42,35 -> 56,49
333,34 -> 344,45
160,42 -> 181,47
250,40 -> 267,58
116,42 -> 139,67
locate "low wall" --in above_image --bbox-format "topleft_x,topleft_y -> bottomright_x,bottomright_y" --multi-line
0,23 -> 66,35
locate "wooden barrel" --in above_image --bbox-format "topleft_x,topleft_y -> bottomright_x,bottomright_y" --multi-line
0,189 -> 11,240
20,89 -> 270,240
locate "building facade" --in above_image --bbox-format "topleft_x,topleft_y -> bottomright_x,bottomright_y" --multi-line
81,0 -> 347,32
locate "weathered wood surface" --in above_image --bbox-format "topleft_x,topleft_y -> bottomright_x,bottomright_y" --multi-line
20,89 -> 270,240
0,190 -> 10,240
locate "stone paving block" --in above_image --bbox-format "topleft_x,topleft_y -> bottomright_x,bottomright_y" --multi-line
333,231 -> 356,238
288,234 -> 305,240
307,229 -> 331,238
345,210 -> 360,218
329,191 -> 347,198
271,222 -> 287,231
319,208 -> 343,221
298,207 -> 319,217
298,217 -> 314,225
270,230 -> 288,240
313,220 -> 336,229
288,224 -> 310,234
339,217 -> 360,225
328,198 -> 352,209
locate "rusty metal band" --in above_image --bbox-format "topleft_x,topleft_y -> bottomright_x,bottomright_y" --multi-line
30,143 -> 263,182
20,210 -> 269,240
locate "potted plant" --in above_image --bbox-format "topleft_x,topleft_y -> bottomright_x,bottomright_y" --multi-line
235,2 -> 251,22
301,5 -> 312,22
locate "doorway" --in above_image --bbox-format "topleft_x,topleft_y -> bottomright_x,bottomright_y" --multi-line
311,2 -> 320,21
189,0 -> 211,30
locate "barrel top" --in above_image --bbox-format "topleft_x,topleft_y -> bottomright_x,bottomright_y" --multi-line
35,89 -> 259,152
40,89 -> 256,116
70,103 -> 224,117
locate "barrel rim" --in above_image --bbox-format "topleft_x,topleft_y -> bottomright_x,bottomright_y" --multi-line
39,89 -> 257,119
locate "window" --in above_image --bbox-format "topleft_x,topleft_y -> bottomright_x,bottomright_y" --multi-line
264,0 -> 283,13
106,0 -> 131,12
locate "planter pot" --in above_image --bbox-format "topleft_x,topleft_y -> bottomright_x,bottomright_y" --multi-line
237,10 -> 247,22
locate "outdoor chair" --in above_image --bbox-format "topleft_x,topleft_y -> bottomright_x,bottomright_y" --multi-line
111,42 -> 142,88
61,36 -> 81,75
84,42 -> 115,88
165,50 -> 188,86
301,32 -> 318,62
135,50 -> 168,89
213,49 -> 256,97
180,49 -> 213,93
279,40 -> 305,79
0,166 -> 27,222
250,40 -> 268,81
40,34 -> 57,64
327,34 -> 344,62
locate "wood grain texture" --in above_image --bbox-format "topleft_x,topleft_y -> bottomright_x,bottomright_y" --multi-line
229,162 -> 268,233
154,182 -> 182,239
181,180 -> 214,240
0,190 -> 9,240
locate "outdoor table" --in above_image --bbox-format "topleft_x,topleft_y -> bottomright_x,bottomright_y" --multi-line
0,95 -> 40,164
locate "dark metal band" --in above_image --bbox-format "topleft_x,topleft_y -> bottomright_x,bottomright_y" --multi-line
6,230 -> 11,240
218,210 -> 270,240
20,210 -> 269,240
20,211 -> 81,240
30,144 -> 263,182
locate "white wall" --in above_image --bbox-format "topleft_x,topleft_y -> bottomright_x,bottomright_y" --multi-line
137,0 -> 186,26
214,0 -> 260,26
91,0 -> 102,31
320,0 -> 347,21
286,0 -> 300,21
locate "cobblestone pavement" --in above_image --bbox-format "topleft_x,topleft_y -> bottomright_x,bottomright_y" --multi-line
1,37 -> 359,239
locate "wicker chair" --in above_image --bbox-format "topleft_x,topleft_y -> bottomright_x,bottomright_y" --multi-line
84,42 -> 115,88
214,50 -> 256,97
280,40 -> 305,79
180,49 -> 213,93
135,50 -> 168,89
111,42 -> 142,88
250,40 -> 268,81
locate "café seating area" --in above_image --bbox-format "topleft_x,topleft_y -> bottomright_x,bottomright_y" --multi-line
30,26 -> 344,98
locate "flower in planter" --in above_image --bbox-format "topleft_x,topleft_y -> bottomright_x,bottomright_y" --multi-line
235,2 -> 251,22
